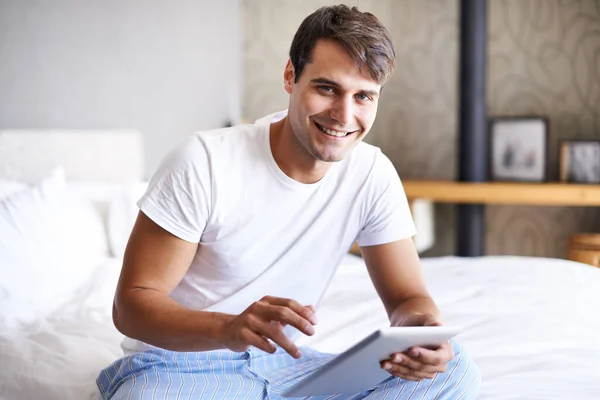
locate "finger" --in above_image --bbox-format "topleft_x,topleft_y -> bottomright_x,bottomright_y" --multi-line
382,361 -> 437,380
271,297 -> 319,324
261,304 -> 316,336
388,354 -> 439,374
262,296 -> 318,325
241,329 -> 277,354
406,342 -> 453,368
254,321 -> 301,358
381,361 -> 436,380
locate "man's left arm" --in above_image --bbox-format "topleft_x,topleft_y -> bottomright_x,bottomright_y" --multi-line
360,238 -> 454,381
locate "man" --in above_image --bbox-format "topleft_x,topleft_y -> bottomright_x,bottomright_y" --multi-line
97,4 -> 481,399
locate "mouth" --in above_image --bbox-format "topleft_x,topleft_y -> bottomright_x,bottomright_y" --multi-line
314,121 -> 358,138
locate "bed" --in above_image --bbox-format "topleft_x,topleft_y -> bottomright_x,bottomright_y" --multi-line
1,131 -> 599,400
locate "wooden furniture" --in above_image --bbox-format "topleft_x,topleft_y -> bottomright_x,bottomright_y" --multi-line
403,180 -> 600,264
567,233 -> 600,268
402,181 -> 600,206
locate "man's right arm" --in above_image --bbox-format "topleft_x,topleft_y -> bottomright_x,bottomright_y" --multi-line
113,211 -> 317,357
113,210 -> 227,352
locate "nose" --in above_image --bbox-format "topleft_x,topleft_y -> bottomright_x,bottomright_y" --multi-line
329,95 -> 354,127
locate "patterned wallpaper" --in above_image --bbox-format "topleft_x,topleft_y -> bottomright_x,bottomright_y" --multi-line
242,0 -> 600,258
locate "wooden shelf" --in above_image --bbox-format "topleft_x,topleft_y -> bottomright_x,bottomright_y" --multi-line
402,180 -> 600,206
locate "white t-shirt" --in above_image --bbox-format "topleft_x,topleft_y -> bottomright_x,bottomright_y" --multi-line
122,110 -> 416,354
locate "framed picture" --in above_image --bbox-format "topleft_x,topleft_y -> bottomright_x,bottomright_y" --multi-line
559,140 -> 600,184
489,117 -> 548,182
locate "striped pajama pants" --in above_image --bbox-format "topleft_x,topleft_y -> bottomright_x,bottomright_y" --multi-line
97,340 -> 480,400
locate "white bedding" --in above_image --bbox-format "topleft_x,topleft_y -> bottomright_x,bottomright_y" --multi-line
1,255 -> 600,399
0,257 -> 123,400
299,255 -> 600,399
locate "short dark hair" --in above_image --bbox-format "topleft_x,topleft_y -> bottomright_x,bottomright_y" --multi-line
289,5 -> 396,85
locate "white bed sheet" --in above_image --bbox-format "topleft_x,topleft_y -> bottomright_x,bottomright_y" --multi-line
0,257 -> 123,400
298,255 -> 600,400
1,255 -> 599,400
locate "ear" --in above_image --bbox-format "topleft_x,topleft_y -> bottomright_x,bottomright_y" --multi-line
283,59 -> 295,94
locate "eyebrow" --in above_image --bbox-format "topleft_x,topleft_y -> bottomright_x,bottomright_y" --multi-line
310,77 -> 379,97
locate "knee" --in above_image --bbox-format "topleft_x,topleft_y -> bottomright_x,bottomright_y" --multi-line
447,340 -> 481,397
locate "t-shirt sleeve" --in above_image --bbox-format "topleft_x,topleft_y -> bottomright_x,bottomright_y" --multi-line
356,151 -> 417,247
136,135 -> 211,243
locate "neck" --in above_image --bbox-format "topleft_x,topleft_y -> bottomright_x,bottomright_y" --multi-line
269,117 -> 332,184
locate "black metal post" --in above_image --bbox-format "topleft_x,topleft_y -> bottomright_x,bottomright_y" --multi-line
458,0 -> 487,256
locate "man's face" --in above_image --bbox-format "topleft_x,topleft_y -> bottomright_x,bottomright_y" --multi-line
284,39 -> 381,163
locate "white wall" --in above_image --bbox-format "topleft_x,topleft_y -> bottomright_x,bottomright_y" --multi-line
0,0 -> 241,177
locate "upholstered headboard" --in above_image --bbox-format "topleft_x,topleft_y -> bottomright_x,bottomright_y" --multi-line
0,130 -> 144,183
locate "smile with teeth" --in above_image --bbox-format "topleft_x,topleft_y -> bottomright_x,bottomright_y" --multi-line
315,121 -> 355,138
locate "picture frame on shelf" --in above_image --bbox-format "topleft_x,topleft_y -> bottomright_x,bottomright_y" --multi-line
488,116 -> 549,182
559,140 -> 600,184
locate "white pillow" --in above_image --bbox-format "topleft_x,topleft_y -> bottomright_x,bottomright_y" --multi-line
65,181 -> 121,225
107,182 -> 148,257
0,169 -> 108,330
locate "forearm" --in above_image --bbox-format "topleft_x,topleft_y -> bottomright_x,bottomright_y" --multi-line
389,295 -> 443,327
113,288 -> 233,352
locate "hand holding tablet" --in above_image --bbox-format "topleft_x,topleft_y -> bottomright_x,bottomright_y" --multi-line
283,326 -> 462,397
380,313 -> 456,382
380,334 -> 455,382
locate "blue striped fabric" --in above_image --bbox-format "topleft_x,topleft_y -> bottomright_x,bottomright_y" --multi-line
97,340 -> 480,399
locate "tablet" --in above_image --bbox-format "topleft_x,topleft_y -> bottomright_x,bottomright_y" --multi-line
282,326 -> 462,398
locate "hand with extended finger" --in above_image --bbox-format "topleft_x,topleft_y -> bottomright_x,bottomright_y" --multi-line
221,296 -> 318,358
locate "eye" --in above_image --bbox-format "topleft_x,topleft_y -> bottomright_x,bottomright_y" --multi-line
318,85 -> 335,94
355,93 -> 372,102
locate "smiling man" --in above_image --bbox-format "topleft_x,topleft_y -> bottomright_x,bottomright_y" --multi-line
97,5 -> 480,399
